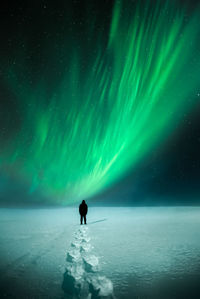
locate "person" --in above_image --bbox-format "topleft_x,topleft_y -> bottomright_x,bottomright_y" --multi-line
79,200 -> 88,225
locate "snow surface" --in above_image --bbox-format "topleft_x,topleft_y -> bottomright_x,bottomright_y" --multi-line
0,207 -> 200,298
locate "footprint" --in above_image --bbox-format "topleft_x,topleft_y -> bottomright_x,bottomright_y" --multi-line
80,243 -> 93,253
71,240 -> 82,249
83,255 -> 99,273
62,226 -> 114,299
88,275 -> 114,298
66,249 -> 81,263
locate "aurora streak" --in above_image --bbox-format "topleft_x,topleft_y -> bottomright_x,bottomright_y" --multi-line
1,0 -> 200,204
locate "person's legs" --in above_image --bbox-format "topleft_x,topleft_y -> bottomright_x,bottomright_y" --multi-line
80,215 -> 83,224
84,215 -> 86,224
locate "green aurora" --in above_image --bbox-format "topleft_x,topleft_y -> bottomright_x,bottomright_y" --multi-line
1,0 -> 200,204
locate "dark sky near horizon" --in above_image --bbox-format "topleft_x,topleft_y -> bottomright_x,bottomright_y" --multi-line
0,0 -> 200,206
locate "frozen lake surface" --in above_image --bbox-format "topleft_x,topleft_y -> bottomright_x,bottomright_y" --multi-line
0,207 -> 200,298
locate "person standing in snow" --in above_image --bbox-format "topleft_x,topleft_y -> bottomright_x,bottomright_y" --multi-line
79,200 -> 88,225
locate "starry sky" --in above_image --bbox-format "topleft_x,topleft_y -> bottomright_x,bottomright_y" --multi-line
0,0 -> 200,206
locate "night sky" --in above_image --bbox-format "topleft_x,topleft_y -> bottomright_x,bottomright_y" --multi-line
0,0 -> 200,206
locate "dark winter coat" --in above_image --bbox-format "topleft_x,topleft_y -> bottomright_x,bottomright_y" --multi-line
79,200 -> 88,216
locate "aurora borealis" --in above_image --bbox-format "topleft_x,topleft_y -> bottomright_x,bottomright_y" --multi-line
0,0 -> 200,205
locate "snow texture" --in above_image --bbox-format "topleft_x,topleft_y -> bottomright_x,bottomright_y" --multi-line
62,225 -> 114,299
0,207 -> 200,298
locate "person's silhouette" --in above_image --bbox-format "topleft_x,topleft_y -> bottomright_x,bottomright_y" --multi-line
79,200 -> 88,225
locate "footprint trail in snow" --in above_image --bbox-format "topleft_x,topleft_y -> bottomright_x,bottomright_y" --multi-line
62,225 -> 114,299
